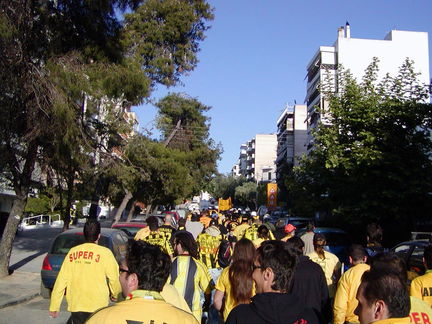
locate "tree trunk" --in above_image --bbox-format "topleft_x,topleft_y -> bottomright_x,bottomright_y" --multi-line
0,196 -> 27,277
89,197 -> 100,220
62,170 -> 74,231
126,199 -> 137,222
145,204 -> 152,215
112,190 -> 132,225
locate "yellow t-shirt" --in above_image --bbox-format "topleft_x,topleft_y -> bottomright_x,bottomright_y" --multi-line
233,223 -> 250,240
410,296 -> 432,324
86,290 -> 198,324
140,231 -> 174,256
49,243 -> 121,313
196,232 -> 223,268
134,227 -> 150,240
244,224 -> 276,241
215,265 -> 255,321
410,270 -> 432,307
374,317 -> 411,324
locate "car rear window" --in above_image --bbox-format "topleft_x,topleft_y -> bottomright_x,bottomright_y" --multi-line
51,233 -> 111,254
114,226 -> 143,236
51,234 -> 85,254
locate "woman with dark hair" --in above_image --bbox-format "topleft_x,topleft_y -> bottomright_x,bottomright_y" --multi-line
213,238 -> 256,321
252,225 -> 270,248
308,233 -> 341,299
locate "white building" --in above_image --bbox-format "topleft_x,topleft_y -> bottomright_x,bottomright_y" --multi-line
275,104 -> 308,183
239,134 -> 277,183
231,164 -> 240,177
305,23 -> 430,144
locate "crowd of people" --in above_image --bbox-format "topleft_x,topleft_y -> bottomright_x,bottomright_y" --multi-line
48,208 -> 432,324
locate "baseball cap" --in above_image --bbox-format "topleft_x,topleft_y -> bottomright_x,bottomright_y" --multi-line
284,224 -> 297,233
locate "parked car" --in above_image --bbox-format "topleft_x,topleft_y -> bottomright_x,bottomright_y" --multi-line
270,208 -> 289,219
40,228 -> 129,298
274,217 -> 314,239
111,222 -> 147,238
296,227 -> 351,268
391,240 -> 431,275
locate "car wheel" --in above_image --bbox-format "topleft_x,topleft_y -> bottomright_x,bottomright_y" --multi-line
40,282 -> 51,299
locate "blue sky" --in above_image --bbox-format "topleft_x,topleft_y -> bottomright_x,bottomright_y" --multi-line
132,0 -> 432,174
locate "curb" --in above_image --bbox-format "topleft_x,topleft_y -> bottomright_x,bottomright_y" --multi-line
0,292 -> 40,310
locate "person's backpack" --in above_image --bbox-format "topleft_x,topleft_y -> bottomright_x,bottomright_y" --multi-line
217,239 -> 232,268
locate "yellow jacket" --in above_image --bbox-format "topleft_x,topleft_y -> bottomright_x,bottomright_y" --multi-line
86,290 -> 198,324
410,270 -> 432,307
169,255 -> 213,322
308,250 -> 341,298
161,283 -> 192,314
333,263 -> 370,324
49,242 -> 121,313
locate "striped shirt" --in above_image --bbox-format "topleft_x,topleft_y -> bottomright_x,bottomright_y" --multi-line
170,255 -> 213,322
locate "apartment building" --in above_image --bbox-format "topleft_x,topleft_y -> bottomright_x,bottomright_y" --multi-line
236,134 -> 277,183
275,104 -> 307,184
305,23 -> 430,144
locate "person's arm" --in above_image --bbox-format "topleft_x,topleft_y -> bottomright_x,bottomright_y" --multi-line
333,273 -> 348,324
332,257 -> 342,284
198,261 -> 213,311
105,250 -> 122,300
48,252 -> 70,316
213,289 -> 225,312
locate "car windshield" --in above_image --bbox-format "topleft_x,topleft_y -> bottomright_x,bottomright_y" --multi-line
51,234 -> 85,254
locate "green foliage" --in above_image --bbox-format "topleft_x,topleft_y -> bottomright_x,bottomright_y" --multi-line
289,58 -> 432,226
208,175 -> 247,200
256,183 -> 268,207
155,93 -> 221,196
25,196 -> 50,215
123,0 -> 214,87
234,181 -> 257,209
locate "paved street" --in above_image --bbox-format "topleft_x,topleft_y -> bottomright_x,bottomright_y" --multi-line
0,296 -> 69,324
0,220 -> 116,323
0,226 -> 77,323
10,226 -> 64,273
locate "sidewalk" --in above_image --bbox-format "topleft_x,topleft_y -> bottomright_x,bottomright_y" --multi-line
0,270 -> 40,309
